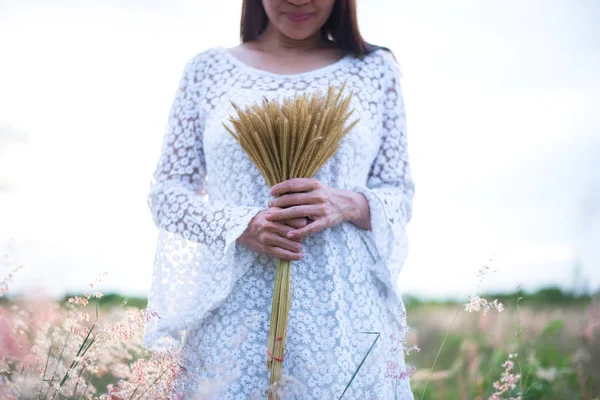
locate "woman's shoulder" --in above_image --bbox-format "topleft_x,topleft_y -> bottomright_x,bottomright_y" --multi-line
354,46 -> 404,103
354,46 -> 403,94
174,46 -> 231,87
362,46 -> 400,74
183,46 -> 222,70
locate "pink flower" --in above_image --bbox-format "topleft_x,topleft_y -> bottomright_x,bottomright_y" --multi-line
488,353 -> 521,400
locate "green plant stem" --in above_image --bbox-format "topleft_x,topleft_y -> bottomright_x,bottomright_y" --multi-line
420,304 -> 462,400
338,331 -> 380,400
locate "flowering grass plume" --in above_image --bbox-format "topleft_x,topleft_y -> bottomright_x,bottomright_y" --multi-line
489,353 -> 521,400
465,294 -> 505,315
0,250 -> 187,400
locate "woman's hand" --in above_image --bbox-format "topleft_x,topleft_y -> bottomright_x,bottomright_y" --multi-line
266,178 -> 372,240
237,207 -> 308,261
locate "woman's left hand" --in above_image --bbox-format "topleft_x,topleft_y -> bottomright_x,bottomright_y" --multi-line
265,178 -> 368,240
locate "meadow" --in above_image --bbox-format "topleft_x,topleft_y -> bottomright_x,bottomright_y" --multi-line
405,289 -> 599,399
0,268 -> 598,399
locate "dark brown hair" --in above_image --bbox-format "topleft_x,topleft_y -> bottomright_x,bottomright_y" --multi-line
240,0 -> 392,60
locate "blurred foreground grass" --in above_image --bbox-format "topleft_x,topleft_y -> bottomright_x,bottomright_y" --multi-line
1,287 -> 598,399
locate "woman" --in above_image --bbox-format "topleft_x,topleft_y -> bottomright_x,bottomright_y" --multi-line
143,0 -> 416,398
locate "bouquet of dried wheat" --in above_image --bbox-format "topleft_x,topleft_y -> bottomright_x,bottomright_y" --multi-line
223,82 -> 359,398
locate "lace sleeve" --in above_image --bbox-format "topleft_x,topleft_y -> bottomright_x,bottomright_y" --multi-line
350,49 -> 416,300
142,53 -> 263,353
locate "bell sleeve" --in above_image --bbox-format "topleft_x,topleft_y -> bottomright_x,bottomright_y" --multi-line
350,50 -> 416,302
142,54 -> 263,353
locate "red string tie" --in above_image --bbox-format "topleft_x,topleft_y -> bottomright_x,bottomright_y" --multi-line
266,337 -> 285,362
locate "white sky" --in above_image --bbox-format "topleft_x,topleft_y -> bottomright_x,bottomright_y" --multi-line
1,0 -> 599,300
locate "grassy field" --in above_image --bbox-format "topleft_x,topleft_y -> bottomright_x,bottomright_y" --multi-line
404,290 -> 599,399
0,287 -> 598,399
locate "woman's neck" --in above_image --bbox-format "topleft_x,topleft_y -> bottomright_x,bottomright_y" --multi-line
256,23 -> 331,55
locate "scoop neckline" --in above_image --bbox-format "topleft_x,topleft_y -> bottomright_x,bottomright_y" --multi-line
217,45 -> 353,79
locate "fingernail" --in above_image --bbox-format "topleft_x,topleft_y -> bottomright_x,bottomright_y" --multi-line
265,213 -> 272,219
287,232 -> 294,237
268,201 -> 273,207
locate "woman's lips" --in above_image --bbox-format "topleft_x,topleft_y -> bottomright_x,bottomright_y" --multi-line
286,12 -> 312,22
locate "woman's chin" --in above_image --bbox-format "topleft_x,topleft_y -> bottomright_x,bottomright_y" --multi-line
279,26 -> 319,41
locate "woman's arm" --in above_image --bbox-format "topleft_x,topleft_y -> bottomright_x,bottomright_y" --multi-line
147,55 -> 264,255
143,53 -> 267,352
349,49 -> 416,296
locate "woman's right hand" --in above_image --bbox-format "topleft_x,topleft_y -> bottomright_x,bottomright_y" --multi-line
237,208 -> 308,261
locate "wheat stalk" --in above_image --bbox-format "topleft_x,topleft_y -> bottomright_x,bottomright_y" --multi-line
222,82 -> 359,399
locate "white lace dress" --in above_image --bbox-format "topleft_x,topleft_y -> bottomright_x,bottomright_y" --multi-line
142,45 -> 416,400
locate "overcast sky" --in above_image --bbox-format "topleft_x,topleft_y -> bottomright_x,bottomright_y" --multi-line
1,0 -> 599,300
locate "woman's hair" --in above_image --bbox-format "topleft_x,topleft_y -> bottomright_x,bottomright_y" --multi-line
240,0 -> 392,59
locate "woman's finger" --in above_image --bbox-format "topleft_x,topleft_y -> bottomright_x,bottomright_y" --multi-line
266,206 -> 307,228
270,178 -> 321,197
269,192 -> 321,208
269,246 -> 305,261
265,220 -> 295,237
287,218 -> 329,240
264,232 -> 303,253
285,217 -> 309,229
266,204 -> 324,221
